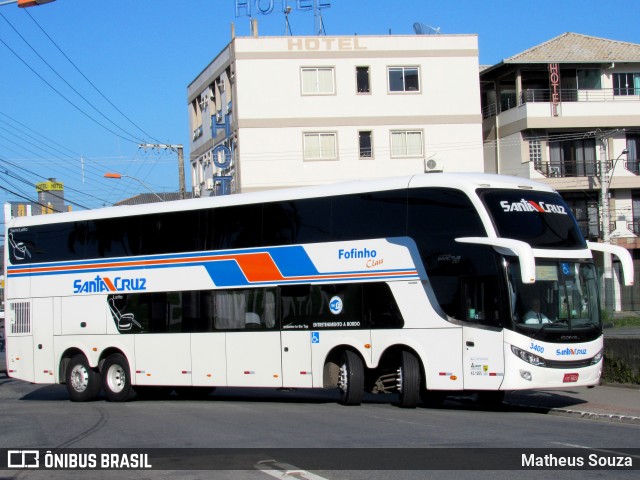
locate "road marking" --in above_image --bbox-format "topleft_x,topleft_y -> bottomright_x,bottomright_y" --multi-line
256,460 -> 329,480
550,443 -> 640,459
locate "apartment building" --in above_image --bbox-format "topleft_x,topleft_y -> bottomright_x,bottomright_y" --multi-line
188,33 -> 484,196
480,33 -> 640,309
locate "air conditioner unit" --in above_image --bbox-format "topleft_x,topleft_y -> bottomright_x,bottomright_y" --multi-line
205,178 -> 214,191
424,158 -> 443,172
549,166 -> 561,177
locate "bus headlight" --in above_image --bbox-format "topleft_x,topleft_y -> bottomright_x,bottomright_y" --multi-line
511,345 -> 546,367
590,349 -> 603,365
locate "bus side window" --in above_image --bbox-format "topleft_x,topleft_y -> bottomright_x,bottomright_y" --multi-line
363,283 -> 404,329
280,284 -> 313,328
213,289 -> 278,331
460,276 -> 503,327
213,205 -> 263,249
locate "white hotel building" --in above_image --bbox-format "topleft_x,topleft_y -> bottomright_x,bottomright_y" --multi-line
187,34 -> 484,195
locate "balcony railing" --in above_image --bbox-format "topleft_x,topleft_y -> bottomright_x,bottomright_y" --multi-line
535,159 -> 640,178
483,87 -> 640,118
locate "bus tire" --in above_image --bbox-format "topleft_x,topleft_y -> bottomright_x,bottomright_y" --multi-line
398,351 -> 421,409
102,353 -> 134,402
65,354 -> 101,402
338,350 -> 364,406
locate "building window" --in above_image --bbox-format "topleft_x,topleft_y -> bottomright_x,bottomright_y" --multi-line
388,66 -> 420,92
613,73 -> 640,96
301,67 -> 335,95
358,131 -> 373,158
390,131 -> 423,157
549,138 -> 596,177
356,66 -> 370,93
632,191 -> 640,235
303,132 -> 337,160
576,69 -> 601,90
529,138 -> 542,168
627,134 -> 639,175
562,194 -> 599,240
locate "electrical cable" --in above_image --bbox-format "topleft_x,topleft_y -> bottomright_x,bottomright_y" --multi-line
24,9 -> 162,145
0,34 -> 142,145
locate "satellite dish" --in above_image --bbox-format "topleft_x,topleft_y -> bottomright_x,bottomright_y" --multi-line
413,22 -> 441,35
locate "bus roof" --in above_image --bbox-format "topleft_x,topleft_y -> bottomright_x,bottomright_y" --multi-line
6,173 -> 556,229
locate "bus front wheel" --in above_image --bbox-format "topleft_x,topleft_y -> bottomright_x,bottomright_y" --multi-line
65,354 -> 101,402
338,350 -> 364,406
397,351 -> 421,408
102,354 -> 134,402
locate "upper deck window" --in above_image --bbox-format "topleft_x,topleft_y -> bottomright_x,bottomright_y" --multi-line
479,189 -> 586,249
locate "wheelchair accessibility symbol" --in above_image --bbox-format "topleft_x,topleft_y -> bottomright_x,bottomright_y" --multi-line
311,331 -> 320,344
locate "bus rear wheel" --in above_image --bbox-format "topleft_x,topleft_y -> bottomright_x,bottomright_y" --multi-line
65,354 -> 101,402
102,353 -> 134,402
338,350 -> 364,406
397,351 -> 421,409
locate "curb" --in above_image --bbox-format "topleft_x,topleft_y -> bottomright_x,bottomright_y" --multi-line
546,407 -> 640,425
506,402 -> 640,425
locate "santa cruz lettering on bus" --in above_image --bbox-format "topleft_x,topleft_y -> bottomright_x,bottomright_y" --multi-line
73,275 -> 147,294
500,199 -> 567,214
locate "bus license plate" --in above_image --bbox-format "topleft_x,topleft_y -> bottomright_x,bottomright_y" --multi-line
563,373 -> 579,383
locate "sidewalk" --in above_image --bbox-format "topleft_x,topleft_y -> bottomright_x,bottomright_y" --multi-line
504,384 -> 640,424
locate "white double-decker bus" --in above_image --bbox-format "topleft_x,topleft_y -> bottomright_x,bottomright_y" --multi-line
4,173 -> 633,408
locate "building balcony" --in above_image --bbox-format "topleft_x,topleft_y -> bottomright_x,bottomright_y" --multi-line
482,88 -> 640,121
534,159 -> 640,178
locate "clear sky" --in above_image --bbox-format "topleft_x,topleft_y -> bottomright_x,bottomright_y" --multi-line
0,0 -> 639,223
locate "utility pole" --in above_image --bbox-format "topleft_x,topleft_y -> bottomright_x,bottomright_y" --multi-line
139,143 -> 186,199
599,138 -> 613,310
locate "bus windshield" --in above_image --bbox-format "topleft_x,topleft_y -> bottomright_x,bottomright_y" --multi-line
507,260 -> 601,341
479,189 -> 586,249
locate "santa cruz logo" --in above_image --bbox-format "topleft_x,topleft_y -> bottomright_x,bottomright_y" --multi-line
556,347 -> 587,356
73,275 -> 147,294
500,199 -> 567,215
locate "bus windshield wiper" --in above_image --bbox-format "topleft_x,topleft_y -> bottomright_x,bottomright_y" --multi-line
532,319 -> 568,339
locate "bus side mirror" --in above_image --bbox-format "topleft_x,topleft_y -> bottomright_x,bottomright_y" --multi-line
587,242 -> 634,286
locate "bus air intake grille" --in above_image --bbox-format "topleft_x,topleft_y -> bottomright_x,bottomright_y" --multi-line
10,301 -> 32,334
545,358 -> 593,369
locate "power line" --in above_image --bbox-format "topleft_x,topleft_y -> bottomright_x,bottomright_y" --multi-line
0,158 -> 91,210
0,33 -> 142,145
24,9 -> 161,145
0,11 -> 149,145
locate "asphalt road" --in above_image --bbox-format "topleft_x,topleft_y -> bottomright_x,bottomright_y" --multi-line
1,374 -> 639,480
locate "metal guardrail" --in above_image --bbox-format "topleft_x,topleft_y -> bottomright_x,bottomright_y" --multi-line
532,159 -> 639,178
482,88 -> 640,119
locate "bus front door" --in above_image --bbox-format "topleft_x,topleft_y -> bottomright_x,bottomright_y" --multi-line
462,324 -> 505,391
460,277 -> 505,391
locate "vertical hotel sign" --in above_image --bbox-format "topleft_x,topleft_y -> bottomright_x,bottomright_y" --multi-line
548,63 -> 560,116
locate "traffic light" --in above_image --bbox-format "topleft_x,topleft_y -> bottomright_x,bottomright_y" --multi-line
18,0 -> 55,7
